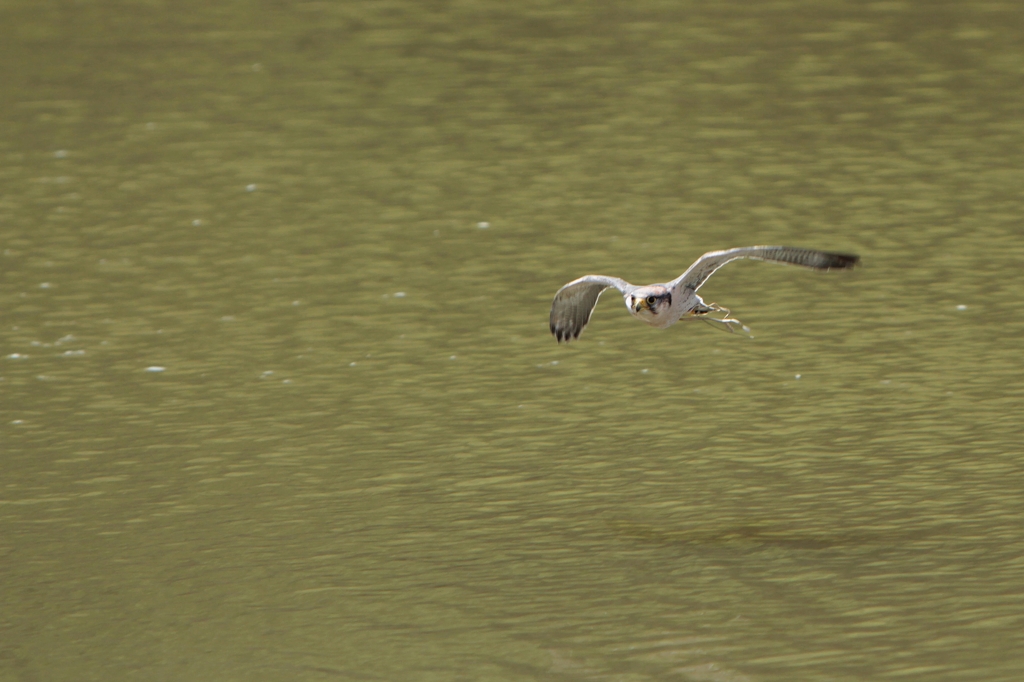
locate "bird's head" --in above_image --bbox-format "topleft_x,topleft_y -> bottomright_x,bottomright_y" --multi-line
627,286 -> 672,321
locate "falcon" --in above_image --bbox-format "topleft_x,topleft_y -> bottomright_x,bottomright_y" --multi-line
549,245 -> 858,342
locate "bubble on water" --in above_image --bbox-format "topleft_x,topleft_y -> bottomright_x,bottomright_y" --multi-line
145,366 -> 166,373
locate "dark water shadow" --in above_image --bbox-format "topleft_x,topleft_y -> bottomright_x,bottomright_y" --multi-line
607,519 -> 948,551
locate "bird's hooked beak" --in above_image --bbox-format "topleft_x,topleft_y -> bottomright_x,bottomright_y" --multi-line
633,292 -> 669,313
633,296 -> 653,313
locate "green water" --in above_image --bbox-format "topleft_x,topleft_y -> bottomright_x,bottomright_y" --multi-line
2,1 -> 1024,680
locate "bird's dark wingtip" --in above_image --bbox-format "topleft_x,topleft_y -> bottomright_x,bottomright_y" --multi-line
828,252 -> 860,269
550,325 -> 580,343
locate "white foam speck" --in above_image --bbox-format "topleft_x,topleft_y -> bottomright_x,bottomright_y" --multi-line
477,221 -> 490,229
145,366 -> 166,373
246,184 -> 257,192
956,304 -> 967,311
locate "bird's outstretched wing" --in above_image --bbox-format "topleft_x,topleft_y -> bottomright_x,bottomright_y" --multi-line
550,275 -> 635,343
669,246 -> 859,292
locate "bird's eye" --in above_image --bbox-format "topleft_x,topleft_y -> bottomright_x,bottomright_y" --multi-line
646,296 -> 657,305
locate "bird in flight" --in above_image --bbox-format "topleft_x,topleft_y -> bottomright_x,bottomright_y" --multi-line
549,246 -> 858,342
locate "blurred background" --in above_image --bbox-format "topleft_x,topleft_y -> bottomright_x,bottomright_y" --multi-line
2,1 -> 1023,680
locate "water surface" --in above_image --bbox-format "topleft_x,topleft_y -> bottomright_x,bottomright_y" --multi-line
2,1 -> 1024,680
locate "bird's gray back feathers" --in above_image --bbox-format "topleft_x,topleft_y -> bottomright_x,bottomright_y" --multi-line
670,246 -> 859,292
